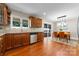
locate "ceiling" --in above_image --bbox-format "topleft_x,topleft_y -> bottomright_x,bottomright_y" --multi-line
7,3 -> 79,22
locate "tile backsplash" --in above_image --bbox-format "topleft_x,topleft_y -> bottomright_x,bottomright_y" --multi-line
0,26 -> 44,34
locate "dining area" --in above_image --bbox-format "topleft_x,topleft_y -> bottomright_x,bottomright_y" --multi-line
53,32 -> 70,43
52,15 -> 71,43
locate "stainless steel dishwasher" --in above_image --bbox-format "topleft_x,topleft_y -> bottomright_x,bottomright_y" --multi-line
30,33 -> 37,44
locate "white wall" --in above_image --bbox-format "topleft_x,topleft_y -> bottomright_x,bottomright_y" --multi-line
52,22 -> 57,32
67,17 -> 78,40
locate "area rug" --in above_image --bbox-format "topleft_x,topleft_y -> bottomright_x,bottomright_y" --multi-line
52,38 -> 78,47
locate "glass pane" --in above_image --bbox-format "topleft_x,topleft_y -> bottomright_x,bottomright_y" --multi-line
22,20 -> 28,27
0,9 -> 3,23
44,24 -> 47,28
49,25 -> 51,29
13,17 -> 20,27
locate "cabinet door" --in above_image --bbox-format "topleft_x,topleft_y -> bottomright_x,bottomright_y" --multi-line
22,33 -> 30,46
0,43 -> 1,55
0,36 -> 4,56
0,4 -> 4,25
34,18 -> 42,27
5,34 -> 13,50
31,19 -> 34,27
38,19 -> 42,27
31,18 -> 37,27
0,3 -> 11,25
36,19 -> 39,27
0,44 -> 2,56
30,17 -> 42,28
13,34 -> 22,48
1,35 -> 6,55
3,7 -> 8,25
37,32 -> 44,42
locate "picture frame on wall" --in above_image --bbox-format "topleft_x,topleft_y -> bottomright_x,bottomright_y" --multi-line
22,19 -> 28,27
12,17 -> 20,27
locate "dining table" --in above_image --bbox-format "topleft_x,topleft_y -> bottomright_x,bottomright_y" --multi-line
53,32 -> 70,42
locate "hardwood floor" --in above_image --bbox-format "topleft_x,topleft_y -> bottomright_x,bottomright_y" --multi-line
4,39 -> 79,56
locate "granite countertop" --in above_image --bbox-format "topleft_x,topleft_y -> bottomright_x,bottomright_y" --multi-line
0,29 -> 5,36
0,31 -> 44,36
0,33 -> 5,36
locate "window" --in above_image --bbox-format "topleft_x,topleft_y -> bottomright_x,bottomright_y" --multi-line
22,19 -> 28,27
12,17 -> 20,27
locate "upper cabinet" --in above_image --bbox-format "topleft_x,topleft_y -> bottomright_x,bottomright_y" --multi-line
29,16 -> 42,28
0,3 -> 11,26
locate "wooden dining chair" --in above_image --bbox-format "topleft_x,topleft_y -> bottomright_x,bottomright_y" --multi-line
59,32 -> 65,40
53,32 -> 59,39
64,32 -> 70,43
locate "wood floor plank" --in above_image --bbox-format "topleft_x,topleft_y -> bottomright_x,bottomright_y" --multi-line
4,40 -> 79,56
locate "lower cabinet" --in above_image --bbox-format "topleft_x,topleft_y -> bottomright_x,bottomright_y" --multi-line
5,34 -> 13,50
4,33 -> 30,51
0,37 -> 2,55
37,32 -> 44,42
0,32 -> 44,56
13,34 -> 22,48
21,33 -> 30,46
0,35 -> 5,56
0,36 -> 3,56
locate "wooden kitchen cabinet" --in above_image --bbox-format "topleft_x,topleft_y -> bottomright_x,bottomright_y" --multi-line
13,34 -> 22,48
0,3 -> 11,25
37,32 -> 44,42
3,33 -> 30,51
29,16 -> 42,28
0,35 -> 5,56
31,18 -> 37,27
0,36 -> 3,56
21,33 -> 30,46
38,18 -> 42,27
4,34 -> 14,50
13,33 -> 30,47
0,4 -> 4,25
